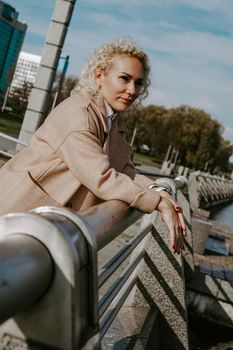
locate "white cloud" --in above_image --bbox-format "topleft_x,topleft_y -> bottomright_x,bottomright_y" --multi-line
21,43 -> 43,56
26,19 -> 50,37
83,0 -> 233,16
15,0 -> 233,143
223,126 -> 233,142
61,11 -> 233,143
83,12 -> 124,28
173,0 -> 233,15
84,0 -> 159,5
143,50 -> 233,138
133,30 -> 233,67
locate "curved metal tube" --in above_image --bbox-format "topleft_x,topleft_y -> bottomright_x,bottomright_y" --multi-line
78,200 -> 143,250
0,234 -> 54,323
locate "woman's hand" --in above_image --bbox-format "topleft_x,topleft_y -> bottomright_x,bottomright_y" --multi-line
156,194 -> 187,254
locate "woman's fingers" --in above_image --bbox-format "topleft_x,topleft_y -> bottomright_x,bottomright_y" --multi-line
157,197 -> 186,254
167,198 -> 187,237
177,211 -> 187,236
175,232 -> 185,253
172,228 -> 184,254
170,219 -> 185,254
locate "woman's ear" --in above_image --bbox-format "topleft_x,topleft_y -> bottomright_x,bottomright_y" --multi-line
95,69 -> 104,87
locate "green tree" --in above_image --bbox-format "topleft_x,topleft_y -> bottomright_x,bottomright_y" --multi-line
45,74 -> 79,114
55,74 -> 79,106
8,81 -> 33,116
213,139 -> 233,174
124,103 -> 233,174
124,105 -> 168,157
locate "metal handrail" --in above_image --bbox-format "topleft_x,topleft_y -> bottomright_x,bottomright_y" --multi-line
0,149 -> 15,158
137,168 -> 175,178
100,275 -> 138,338
98,224 -> 152,287
0,132 -> 28,159
0,234 -> 54,323
0,132 -> 28,146
99,250 -> 146,318
0,200 -> 147,348
78,200 -> 143,250
0,177 -> 187,349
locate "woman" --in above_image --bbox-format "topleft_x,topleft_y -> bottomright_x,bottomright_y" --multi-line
0,39 -> 186,253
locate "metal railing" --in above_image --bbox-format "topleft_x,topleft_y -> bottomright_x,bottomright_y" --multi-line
0,132 -> 28,159
0,178 -> 189,349
98,219 -> 150,339
0,234 -> 54,323
188,171 -> 233,209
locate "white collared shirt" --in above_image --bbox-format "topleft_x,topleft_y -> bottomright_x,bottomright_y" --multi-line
104,101 -> 117,131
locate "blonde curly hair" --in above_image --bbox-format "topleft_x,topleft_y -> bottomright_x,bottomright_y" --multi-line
72,38 -> 151,106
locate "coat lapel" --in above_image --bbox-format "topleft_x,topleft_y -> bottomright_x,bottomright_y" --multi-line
80,90 -> 132,171
80,90 -> 109,134
107,116 -> 132,172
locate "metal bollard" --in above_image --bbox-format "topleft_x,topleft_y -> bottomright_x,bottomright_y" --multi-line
0,207 -> 100,350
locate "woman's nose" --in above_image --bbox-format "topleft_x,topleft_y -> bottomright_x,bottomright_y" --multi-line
127,82 -> 137,96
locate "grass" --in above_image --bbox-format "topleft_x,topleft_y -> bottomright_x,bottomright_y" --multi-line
132,152 -> 162,167
0,112 -> 162,169
0,111 -> 22,136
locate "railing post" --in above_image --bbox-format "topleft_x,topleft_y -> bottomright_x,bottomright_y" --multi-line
0,208 -> 100,350
188,172 -> 200,210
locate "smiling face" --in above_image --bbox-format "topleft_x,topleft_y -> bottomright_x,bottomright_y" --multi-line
95,55 -> 144,112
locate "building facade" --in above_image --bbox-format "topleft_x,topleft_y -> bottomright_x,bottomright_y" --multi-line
0,1 -> 27,94
11,53 -> 69,92
10,51 -> 41,92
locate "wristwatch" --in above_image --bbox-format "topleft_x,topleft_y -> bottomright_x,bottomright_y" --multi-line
148,183 -> 173,195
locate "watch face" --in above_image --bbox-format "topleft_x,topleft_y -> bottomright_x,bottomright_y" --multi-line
148,182 -> 172,195
157,187 -> 172,195
148,184 -> 158,189
156,187 -> 166,192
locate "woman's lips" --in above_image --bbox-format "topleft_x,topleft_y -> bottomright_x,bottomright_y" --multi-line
120,97 -> 132,104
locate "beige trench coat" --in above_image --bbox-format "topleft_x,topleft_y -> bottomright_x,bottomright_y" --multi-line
0,90 -> 161,215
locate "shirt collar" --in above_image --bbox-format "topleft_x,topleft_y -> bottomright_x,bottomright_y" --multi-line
104,101 -> 118,130
104,101 -> 116,118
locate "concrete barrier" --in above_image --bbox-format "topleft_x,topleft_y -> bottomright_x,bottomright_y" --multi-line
0,186 -> 190,349
188,171 -> 233,210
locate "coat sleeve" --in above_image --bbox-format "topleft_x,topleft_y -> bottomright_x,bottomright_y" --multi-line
121,157 -> 156,188
57,128 -> 161,213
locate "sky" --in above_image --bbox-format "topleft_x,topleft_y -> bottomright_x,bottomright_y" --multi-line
8,0 -> 233,143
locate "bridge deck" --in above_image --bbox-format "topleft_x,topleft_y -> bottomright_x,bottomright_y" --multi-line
195,253 -> 233,282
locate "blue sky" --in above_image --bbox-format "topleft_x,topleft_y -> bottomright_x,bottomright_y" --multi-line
9,0 -> 233,143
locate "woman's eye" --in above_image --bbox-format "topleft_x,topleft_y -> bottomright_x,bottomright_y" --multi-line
136,80 -> 143,86
120,76 -> 129,82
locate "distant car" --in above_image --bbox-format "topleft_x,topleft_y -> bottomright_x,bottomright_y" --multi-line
2,106 -> 12,112
140,144 -> 150,154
